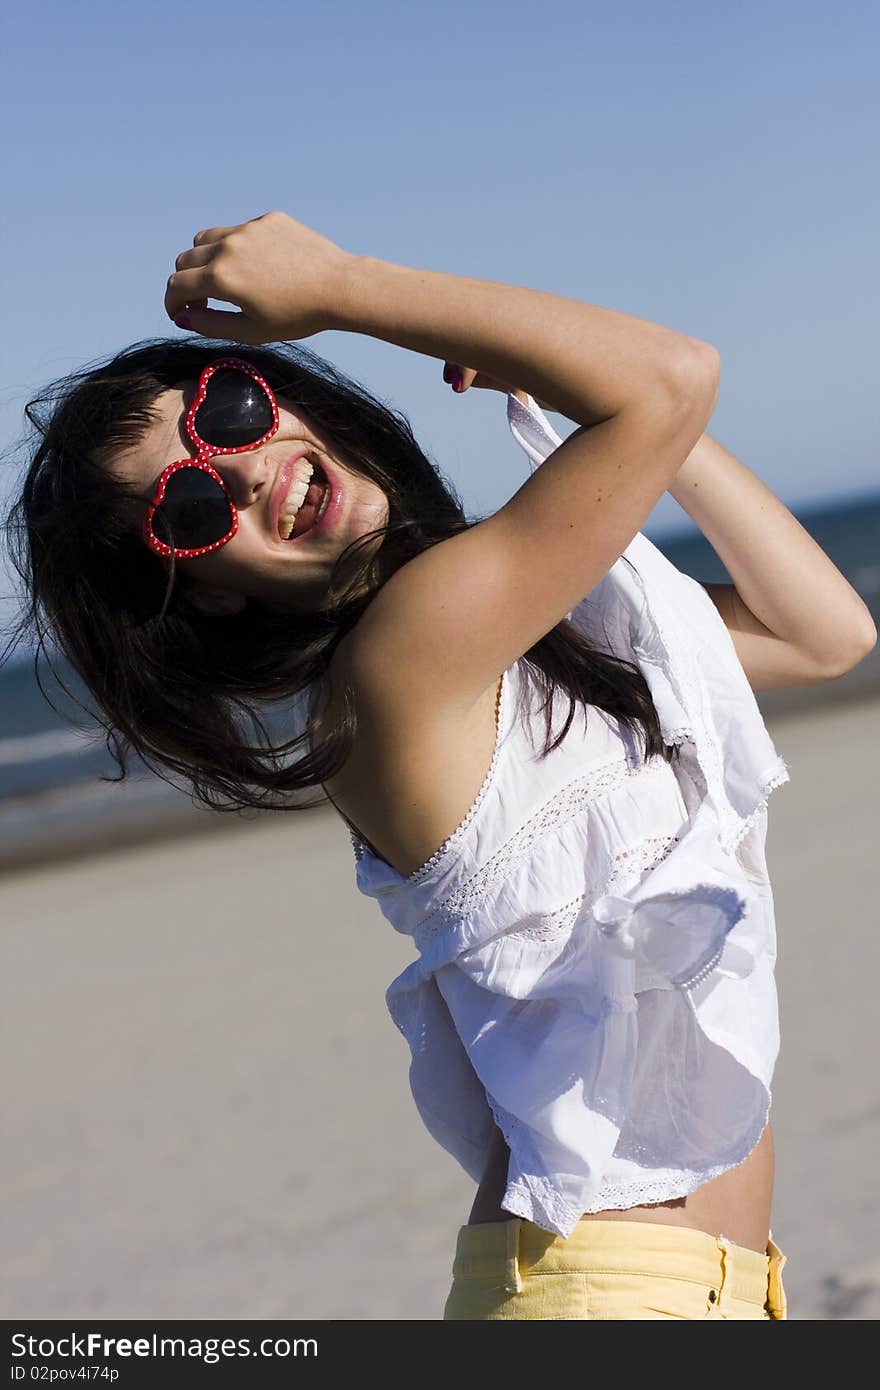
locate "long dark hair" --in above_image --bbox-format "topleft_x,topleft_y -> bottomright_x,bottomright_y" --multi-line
2,338 -> 678,816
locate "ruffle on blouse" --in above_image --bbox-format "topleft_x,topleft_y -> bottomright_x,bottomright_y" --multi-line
507,391 -> 791,857
591,799 -> 766,991
489,393 -> 791,1001
422,785 -> 779,1235
368,393 -> 790,1238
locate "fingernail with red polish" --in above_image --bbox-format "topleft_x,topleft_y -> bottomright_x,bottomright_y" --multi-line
452,372 -> 463,392
175,314 -> 192,330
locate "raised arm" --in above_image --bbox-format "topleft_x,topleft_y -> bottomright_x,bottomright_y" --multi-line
166,212 -> 719,703
332,252 -> 719,698
333,254 -> 716,437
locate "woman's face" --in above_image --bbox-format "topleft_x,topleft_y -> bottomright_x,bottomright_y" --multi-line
111,383 -> 390,613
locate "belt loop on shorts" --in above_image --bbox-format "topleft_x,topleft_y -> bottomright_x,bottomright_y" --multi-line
766,1233 -> 788,1320
714,1233 -> 734,1316
504,1218 -> 524,1293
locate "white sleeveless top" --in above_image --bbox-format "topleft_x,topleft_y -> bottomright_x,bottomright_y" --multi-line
348,393 -> 791,1239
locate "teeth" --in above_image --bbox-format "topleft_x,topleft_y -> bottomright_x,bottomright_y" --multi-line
278,460 -> 314,539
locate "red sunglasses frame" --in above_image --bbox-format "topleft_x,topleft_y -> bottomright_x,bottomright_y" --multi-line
142,357 -> 280,560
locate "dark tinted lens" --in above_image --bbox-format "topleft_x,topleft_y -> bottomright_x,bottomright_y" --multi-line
155,468 -> 233,550
193,369 -> 274,449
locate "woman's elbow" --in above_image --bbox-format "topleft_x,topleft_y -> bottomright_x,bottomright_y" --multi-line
664,339 -> 721,422
825,616 -> 878,676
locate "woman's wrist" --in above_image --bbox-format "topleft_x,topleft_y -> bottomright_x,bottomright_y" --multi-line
325,252 -> 377,333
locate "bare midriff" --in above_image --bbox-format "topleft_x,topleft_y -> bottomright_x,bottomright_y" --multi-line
468,1123 -> 775,1254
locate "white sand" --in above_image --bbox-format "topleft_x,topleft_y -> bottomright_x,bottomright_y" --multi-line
1,697 -> 878,1321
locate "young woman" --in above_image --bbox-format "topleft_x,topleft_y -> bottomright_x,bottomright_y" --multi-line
6,212 -> 875,1320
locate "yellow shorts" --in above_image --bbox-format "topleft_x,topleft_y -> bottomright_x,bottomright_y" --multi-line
443,1217 -> 788,1320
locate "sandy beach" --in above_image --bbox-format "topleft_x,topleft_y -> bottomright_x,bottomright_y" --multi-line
1,688 -> 878,1321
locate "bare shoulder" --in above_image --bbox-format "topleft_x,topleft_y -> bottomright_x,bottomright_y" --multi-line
321,635 -> 504,879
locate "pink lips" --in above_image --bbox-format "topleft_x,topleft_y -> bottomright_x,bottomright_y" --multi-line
307,459 -> 343,539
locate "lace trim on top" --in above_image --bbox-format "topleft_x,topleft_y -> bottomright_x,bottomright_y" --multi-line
504,894 -> 585,946
348,666 -> 510,884
604,830 -> 682,896
503,830 -> 681,946
414,756 -> 678,945
487,1087 -> 772,1230
729,760 -> 790,856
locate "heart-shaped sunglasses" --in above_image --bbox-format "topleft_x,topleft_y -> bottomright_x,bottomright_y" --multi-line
143,357 -> 279,559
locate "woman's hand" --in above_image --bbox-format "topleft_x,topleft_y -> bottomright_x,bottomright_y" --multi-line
441,363 -> 549,409
164,211 -> 356,343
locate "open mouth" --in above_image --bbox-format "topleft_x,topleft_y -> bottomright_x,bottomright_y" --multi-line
279,459 -> 332,541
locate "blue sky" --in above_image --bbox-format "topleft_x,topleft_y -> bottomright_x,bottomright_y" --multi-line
2,0 -> 878,627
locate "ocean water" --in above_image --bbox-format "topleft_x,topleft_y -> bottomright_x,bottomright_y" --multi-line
1,491 -> 878,858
